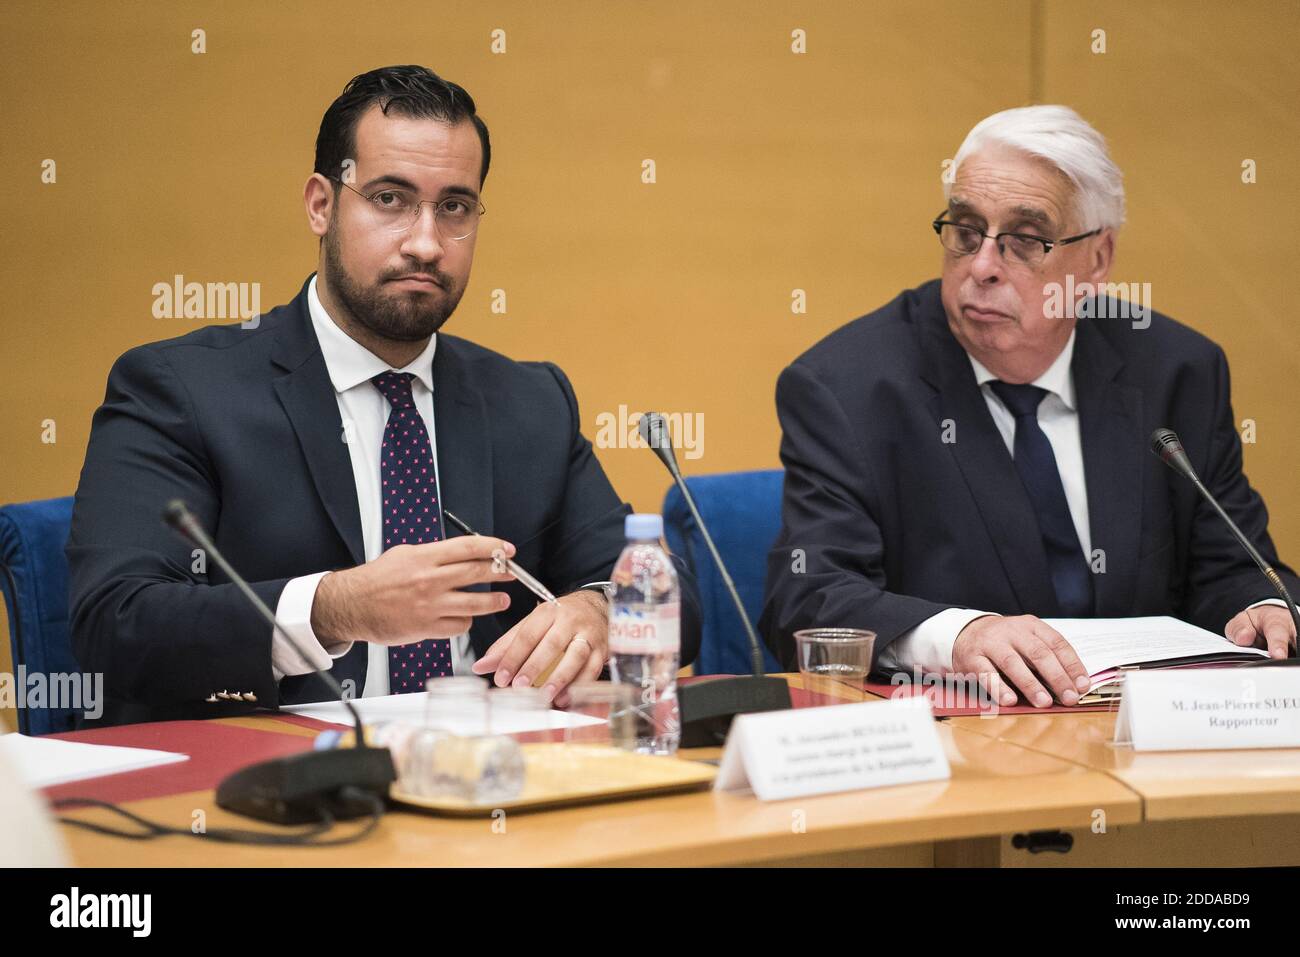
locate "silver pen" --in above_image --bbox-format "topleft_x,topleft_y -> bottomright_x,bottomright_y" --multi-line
442,510 -> 559,605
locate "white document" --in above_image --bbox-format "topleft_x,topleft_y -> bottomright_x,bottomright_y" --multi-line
1115,668 -> 1300,751
0,733 -> 189,789
282,693 -> 605,736
1043,616 -> 1267,685
714,698 -> 950,801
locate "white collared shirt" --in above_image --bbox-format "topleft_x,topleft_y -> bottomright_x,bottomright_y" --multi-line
878,332 -> 1089,674
269,276 -> 475,696
878,330 -> 1276,674
971,330 -> 1092,558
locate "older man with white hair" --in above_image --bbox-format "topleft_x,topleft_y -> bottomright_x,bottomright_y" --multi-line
760,105 -> 1299,707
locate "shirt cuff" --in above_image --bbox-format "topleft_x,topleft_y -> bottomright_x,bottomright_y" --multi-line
1249,598 -> 1287,610
271,572 -> 354,681
877,608 -> 995,675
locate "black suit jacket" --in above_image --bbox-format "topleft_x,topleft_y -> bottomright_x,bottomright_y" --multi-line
760,279 -> 1299,669
68,275 -> 701,726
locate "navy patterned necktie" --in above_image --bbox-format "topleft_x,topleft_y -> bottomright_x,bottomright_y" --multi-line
372,371 -> 454,690
988,380 -> 1094,617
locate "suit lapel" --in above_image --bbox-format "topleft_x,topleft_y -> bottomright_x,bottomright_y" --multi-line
1073,321 -> 1143,616
431,338 -> 499,657
270,281 -> 366,567
920,307 -> 1060,615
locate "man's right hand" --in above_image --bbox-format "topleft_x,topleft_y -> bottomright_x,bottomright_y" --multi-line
952,614 -> 1091,708
309,537 -> 518,646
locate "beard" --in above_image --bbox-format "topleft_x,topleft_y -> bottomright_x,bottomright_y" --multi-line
322,224 -> 465,341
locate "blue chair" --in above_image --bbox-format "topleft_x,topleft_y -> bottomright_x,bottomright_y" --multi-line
663,470 -> 785,676
0,497 -> 81,734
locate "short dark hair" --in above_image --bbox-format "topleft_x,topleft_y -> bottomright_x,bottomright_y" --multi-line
314,65 -> 491,188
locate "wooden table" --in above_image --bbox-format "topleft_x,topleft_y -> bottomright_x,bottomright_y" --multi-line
51,675 -> 1300,867
56,721 -> 1135,867
948,709 -> 1300,867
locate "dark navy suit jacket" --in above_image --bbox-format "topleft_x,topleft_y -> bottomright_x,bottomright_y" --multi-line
760,279 -> 1299,669
68,275 -> 701,726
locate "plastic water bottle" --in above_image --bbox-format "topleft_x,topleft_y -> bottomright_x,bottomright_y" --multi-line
608,513 -> 681,755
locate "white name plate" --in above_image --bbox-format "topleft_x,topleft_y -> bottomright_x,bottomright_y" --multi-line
714,698 -> 950,801
1115,668 -> 1300,751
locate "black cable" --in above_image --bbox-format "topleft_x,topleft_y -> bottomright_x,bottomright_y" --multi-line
51,788 -> 384,847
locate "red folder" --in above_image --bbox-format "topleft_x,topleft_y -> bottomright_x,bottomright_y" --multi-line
43,716 -> 333,805
864,680 -> 1118,717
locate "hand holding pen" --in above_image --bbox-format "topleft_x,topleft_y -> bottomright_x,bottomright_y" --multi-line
446,510 -> 607,704
443,510 -> 559,606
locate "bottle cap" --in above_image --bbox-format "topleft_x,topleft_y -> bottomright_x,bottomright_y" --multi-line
624,513 -> 663,540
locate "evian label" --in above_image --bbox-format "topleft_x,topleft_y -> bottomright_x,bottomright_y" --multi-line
609,602 -> 681,654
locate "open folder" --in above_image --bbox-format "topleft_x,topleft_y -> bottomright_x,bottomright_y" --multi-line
1043,616 -> 1270,703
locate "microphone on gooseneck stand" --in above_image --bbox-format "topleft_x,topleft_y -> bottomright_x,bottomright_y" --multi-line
638,413 -> 792,746
163,500 -> 397,824
1148,429 -> 1300,665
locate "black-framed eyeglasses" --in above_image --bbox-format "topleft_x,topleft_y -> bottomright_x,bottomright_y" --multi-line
329,177 -> 486,241
932,211 -> 1101,268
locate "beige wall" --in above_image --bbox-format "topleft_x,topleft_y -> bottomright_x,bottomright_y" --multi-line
2,1 -> 1297,727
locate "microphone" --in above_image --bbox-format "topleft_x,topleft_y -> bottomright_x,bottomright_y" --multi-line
163,500 -> 396,823
1150,428 -> 1197,483
641,411 -> 682,479
1148,429 -> 1300,663
638,413 -> 791,745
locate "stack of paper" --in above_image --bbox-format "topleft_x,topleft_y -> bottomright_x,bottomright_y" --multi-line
0,733 -> 189,789
281,692 -> 605,736
1044,616 -> 1270,703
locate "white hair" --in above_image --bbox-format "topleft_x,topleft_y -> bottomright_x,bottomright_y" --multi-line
945,105 -> 1125,232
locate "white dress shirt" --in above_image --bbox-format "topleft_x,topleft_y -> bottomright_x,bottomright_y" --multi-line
877,330 -> 1277,674
270,276 -> 475,696
878,332 -> 1087,674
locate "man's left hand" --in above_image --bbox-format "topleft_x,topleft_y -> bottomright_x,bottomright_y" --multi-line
472,590 -> 608,706
1225,603 -> 1296,660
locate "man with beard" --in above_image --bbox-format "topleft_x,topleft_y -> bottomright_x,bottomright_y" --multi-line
67,65 -> 701,726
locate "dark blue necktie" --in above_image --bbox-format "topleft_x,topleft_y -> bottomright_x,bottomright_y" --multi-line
988,381 -> 1094,617
373,371 -> 455,691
